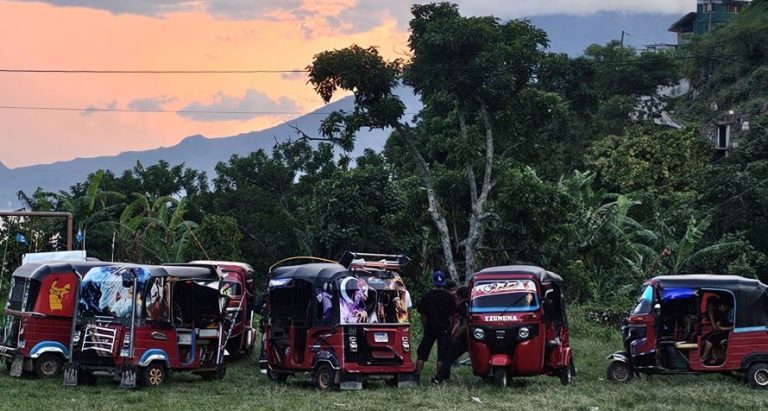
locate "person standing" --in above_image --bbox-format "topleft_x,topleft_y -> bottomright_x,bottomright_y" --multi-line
415,268 -> 457,381
433,286 -> 470,383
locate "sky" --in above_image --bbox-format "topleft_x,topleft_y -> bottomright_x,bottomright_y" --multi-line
0,0 -> 694,168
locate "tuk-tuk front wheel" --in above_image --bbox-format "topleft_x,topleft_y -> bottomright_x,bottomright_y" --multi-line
747,363 -> 768,389
142,362 -> 167,387
34,353 -> 63,378
560,359 -> 575,386
492,366 -> 507,388
607,360 -> 634,383
267,368 -> 288,383
312,363 -> 336,390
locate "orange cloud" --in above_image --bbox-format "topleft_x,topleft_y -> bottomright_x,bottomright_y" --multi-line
0,0 -> 408,167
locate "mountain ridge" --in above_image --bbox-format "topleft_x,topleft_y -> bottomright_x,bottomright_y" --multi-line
0,90 -> 422,208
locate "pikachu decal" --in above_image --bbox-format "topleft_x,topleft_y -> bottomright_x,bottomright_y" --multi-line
49,279 -> 71,311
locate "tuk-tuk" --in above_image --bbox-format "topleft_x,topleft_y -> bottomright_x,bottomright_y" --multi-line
182,261 -> 256,356
63,264 -> 229,388
264,253 -> 416,390
0,260 -> 118,378
467,265 -> 574,387
607,274 -> 768,388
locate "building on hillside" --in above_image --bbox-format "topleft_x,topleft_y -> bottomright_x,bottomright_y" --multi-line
668,0 -> 751,45
710,108 -> 751,159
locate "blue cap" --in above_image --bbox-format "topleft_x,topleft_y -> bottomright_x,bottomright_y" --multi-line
432,270 -> 446,286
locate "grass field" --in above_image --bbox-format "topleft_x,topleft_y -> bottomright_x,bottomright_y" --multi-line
1,307 -> 767,410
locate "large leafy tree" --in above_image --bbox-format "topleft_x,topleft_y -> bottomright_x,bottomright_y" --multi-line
307,3 -> 549,278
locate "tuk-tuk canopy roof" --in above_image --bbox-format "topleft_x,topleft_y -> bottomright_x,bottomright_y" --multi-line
471,265 -> 564,286
187,260 -> 254,273
270,263 -> 350,287
143,264 -> 220,280
11,260 -> 119,281
651,274 -> 768,329
652,274 -> 765,291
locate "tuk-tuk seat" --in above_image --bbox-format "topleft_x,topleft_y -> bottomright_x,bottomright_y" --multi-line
674,342 -> 698,350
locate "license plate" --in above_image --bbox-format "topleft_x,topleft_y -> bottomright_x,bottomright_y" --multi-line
374,332 -> 388,343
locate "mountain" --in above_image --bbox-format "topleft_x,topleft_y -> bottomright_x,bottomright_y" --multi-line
0,89 -> 422,209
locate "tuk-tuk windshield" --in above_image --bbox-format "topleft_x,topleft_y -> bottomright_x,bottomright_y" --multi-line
79,266 -> 151,321
470,279 -> 539,313
337,275 -> 408,324
632,285 -> 654,315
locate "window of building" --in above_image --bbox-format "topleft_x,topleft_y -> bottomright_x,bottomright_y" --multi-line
716,125 -> 729,149
726,3 -> 742,13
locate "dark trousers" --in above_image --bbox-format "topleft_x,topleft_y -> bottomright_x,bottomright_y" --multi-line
434,336 -> 468,381
417,329 -> 451,363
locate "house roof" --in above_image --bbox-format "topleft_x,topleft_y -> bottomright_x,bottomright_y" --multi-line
668,12 -> 697,33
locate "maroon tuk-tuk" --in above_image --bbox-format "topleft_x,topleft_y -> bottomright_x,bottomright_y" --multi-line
63,264 -> 228,388
0,260 -> 118,378
264,252 -> 416,389
607,275 -> 768,388
467,265 -> 574,387
183,261 -> 256,356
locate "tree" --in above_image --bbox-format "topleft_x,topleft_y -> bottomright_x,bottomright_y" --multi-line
586,126 -> 713,194
184,214 -> 242,261
307,3 -> 549,278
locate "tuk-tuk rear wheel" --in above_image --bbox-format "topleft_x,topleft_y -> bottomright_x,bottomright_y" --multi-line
560,359 -> 575,385
4,358 -> 12,371
747,363 -> 768,389
34,353 -> 63,378
607,361 -> 634,383
492,367 -> 507,388
313,363 -> 336,390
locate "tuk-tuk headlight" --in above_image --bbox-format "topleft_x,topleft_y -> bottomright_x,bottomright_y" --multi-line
518,327 -> 530,339
473,328 -> 485,340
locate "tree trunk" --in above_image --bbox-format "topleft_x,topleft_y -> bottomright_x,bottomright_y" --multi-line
396,125 -> 459,281
459,104 -> 494,276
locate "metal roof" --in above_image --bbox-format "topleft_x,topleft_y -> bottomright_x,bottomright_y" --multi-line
471,265 -> 564,284
11,260 -> 125,280
270,263 -> 350,286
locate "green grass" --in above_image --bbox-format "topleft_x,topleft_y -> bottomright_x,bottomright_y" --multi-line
1,308 -> 766,410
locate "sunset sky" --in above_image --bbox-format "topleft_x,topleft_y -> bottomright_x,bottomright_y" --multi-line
0,0 -> 692,168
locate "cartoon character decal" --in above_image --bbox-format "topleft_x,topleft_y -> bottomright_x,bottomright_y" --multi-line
48,279 -> 72,311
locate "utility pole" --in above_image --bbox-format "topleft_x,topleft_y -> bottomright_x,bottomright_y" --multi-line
621,30 -> 630,46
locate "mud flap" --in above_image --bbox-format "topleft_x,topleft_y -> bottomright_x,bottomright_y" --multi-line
9,355 -> 23,377
120,364 -> 137,389
339,372 -> 362,390
63,363 -> 79,387
396,372 -> 418,388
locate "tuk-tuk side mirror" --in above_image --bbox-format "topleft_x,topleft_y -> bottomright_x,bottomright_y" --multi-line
653,303 -> 661,316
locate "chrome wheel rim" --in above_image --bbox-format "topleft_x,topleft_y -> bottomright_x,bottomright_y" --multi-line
148,368 -> 163,385
613,364 -> 629,381
755,369 -> 768,386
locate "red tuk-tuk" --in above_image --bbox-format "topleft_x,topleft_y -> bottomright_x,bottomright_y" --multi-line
607,275 -> 768,388
467,265 -> 574,387
183,261 -> 256,356
264,253 -> 416,389
0,260 -> 118,378
63,264 -> 229,388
